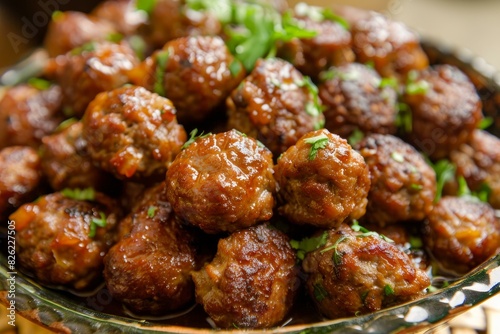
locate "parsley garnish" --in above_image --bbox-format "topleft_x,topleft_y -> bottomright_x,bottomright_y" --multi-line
406,70 -> 430,95
290,231 -> 328,261
351,220 -> 394,243
384,284 -> 395,296
409,236 -> 423,249
154,50 -> 170,96
396,102 -> 412,133
378,77 -> 398,90
52,10 -> 64,21
70,42 -> 96,56
61,188 -> 96,201
294,2 -> 349,30
457,176 -> 491,203
106,32 -> 123,43
348,129 -> 364,147
391,152 -> 405,163
147,206 -> 158,218
409,183 -> 423,191
89,212 -> 107,238
304,133 -> 329,160
186,0 -> 232,23
296,76 -> 323,129
320,235 -> 348,269
55,118 -> 78,132
136,0 -> 156,15
478,117 -> 494,130
28,78 -> 51,90
229,59 -> 243,77
430,159 -> 456,203
313,283 -> 329,302
181,129 -> 212,150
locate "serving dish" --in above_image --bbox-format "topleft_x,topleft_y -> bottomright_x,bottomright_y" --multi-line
1,0 -> 500,332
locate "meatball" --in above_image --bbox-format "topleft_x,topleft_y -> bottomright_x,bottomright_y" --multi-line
0,146 -> 43,221
11,192 -> 121,290
45,41 -> 140,118
319,63 -> 398,139
227,58 -> 325,157
40,121 -> 115,192
274,129 -> 370,229
423,196 -> 500,275
351,12 -> 428,79
43,11 -> 116,57
192,223 -> 298,329
91,0 -> 144,36
82,85 -> 186,180
302,224 -> 430,319
137,36 -> 246,124
403,65 -> 483,159
166,130 -> 275,234
450,130 -> 500,209
104,182 -> 199,315
0,84 -> 63,149
277,4 -> 354,79
356,134 -> 436,225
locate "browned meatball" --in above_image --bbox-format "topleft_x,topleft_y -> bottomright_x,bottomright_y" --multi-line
192,223 -> 298,329
11,192 -> 121,290
82,85 -> 186,180
91,0 -> 143,36
0,84 -> 63,149
423,196 -> 500,275
227,58 -> 325,157
274,129 -> 370,229
40,121 -> 115,192
166,130 -> 275,234
137,36 -> 246,124
43,11 -> 116,57
302,224 -> 430,319
146,0 -> 221,49
104,182 -> 199,315
356,134 -> 436,225
351,12 -> 428,79
319,63 -> 398,139
0,147 -> 43,221
277,5 -> 354,80
450,130 -> 500,209
45,41 -> 140,118
403,65 -> 483,159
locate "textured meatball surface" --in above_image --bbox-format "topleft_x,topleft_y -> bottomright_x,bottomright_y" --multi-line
91,0 -> 143,36
192,224 -> 298,329
319,63 -> 397,138
423,196 -> 500,275
104,182 -> 199,315
83,86 -> 186,180
274,129 -> 370,229
166,130 -> 275,234
302,224 -> 430,319
11,192 -> 121,290
356,134 -> 436,225
404,65 -> 482,159
227,58 -> 325,157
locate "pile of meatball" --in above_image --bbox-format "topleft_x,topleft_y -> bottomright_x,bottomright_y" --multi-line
1,0 -> 499,329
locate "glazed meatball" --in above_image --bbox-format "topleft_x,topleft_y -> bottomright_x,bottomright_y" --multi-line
192,224 -> 298,329
0,84 -> 63,149
274,129 -> 370,229
166,130 -> 275,234
423,196 -> 500,275
277,4 -> 354,79
319,63 -> 398,139
43,11 -> 116,57
351,12 -> 428,79
302,224 -> 430,319
104,183 -> 199,315
227,58 -> 325,157
11,192 -> 121,290
450,130 -> 500,209
356,134 -> 436,225
137,36 -> 246,124
403,65 -> 483,159
40,121 -> 115,192
91,0 -> 144,36
46,41 -> 140,118
0,147 -> 43,221
82,85 -> 186,180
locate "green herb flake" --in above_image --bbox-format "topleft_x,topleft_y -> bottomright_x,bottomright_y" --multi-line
384,284 -> 395,296
229,59 -> 243,77
409,236 -> 423,249
406,80 -> 430,95
378,77 -> 398,90
136,0 -> 157,15
147,206 -> 158,218
70,42 -> 96,56
290,231 -> 328,261
431,159 -> 456,203
478,117 -> 494,130
457,176 -> 491,203
106,32 -> 124,43
55,118 -> 78,132
52,10 -> 64,21
304,133 -> 329,160
28,77 -> 51,90
395,102 -> 412,133
409,183 -> 423,191
348,129 -> 364,147
181,129 -> 212,150
129,35 -> 147,60
391,152 -> 405,163
186,0 -> 232,23
154,50 -> 170,96
313,283 -> 329,302
351,220 -> 394,243
320,8 -> 350,30
61,187 -> 96,201
320,235 -> 348,269
319,68 -> 337,82
89,211 -> 107,238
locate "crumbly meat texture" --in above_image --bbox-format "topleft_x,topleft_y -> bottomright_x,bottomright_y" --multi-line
274,129 -> 370,229
192,224 -> 298,329
403,65 -> 483,159
11,192 -> 121,290
82,85 -> 186,180
423,196 -> 500,275
165,129 -> 275,234
0,84 -> 63,149
104,182 -> 199,315
356,134 -> 436,225
227,58 -> 325,157
319,63 -> 397,139
302,224 -> 430,319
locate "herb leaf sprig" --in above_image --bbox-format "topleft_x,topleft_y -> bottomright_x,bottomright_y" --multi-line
304,133 -> 329,160
290,231 -> 328,261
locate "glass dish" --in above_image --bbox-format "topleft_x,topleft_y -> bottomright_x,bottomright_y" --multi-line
1,33 -> 500,334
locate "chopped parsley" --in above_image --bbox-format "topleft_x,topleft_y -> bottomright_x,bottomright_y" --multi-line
181,129 -> 212,150
52,10 -> 64,21
457,176 -> 492,203
89,212 -> 107,238
28,77 -> 51,90
147,206 -> 158,218
395,102 -> 412,133
186,0 -> 232,23
384,284 -> 395,296
378,77 -> 398,90
405,70 -> 430,95
320,234 -> 348,268
154,49 -> 170,96
61,187 -> 96,201
290,231 -> 328,261
70,42 -> 96,56
136,0 -> 156,15
409,236 -> 423,249
304,133 -> 329,160
391,152 -> 405,163
409,183 -> 423,191
430,159 -> 456,203
294,2 -> 350,30
229,59 -> 243,77
106,32 -> 124,43
478,117 -> 494,130
348,129 -> 364,147
313,283 -> 329,302
351,220 -> 394,243
54,118 -> 78,132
